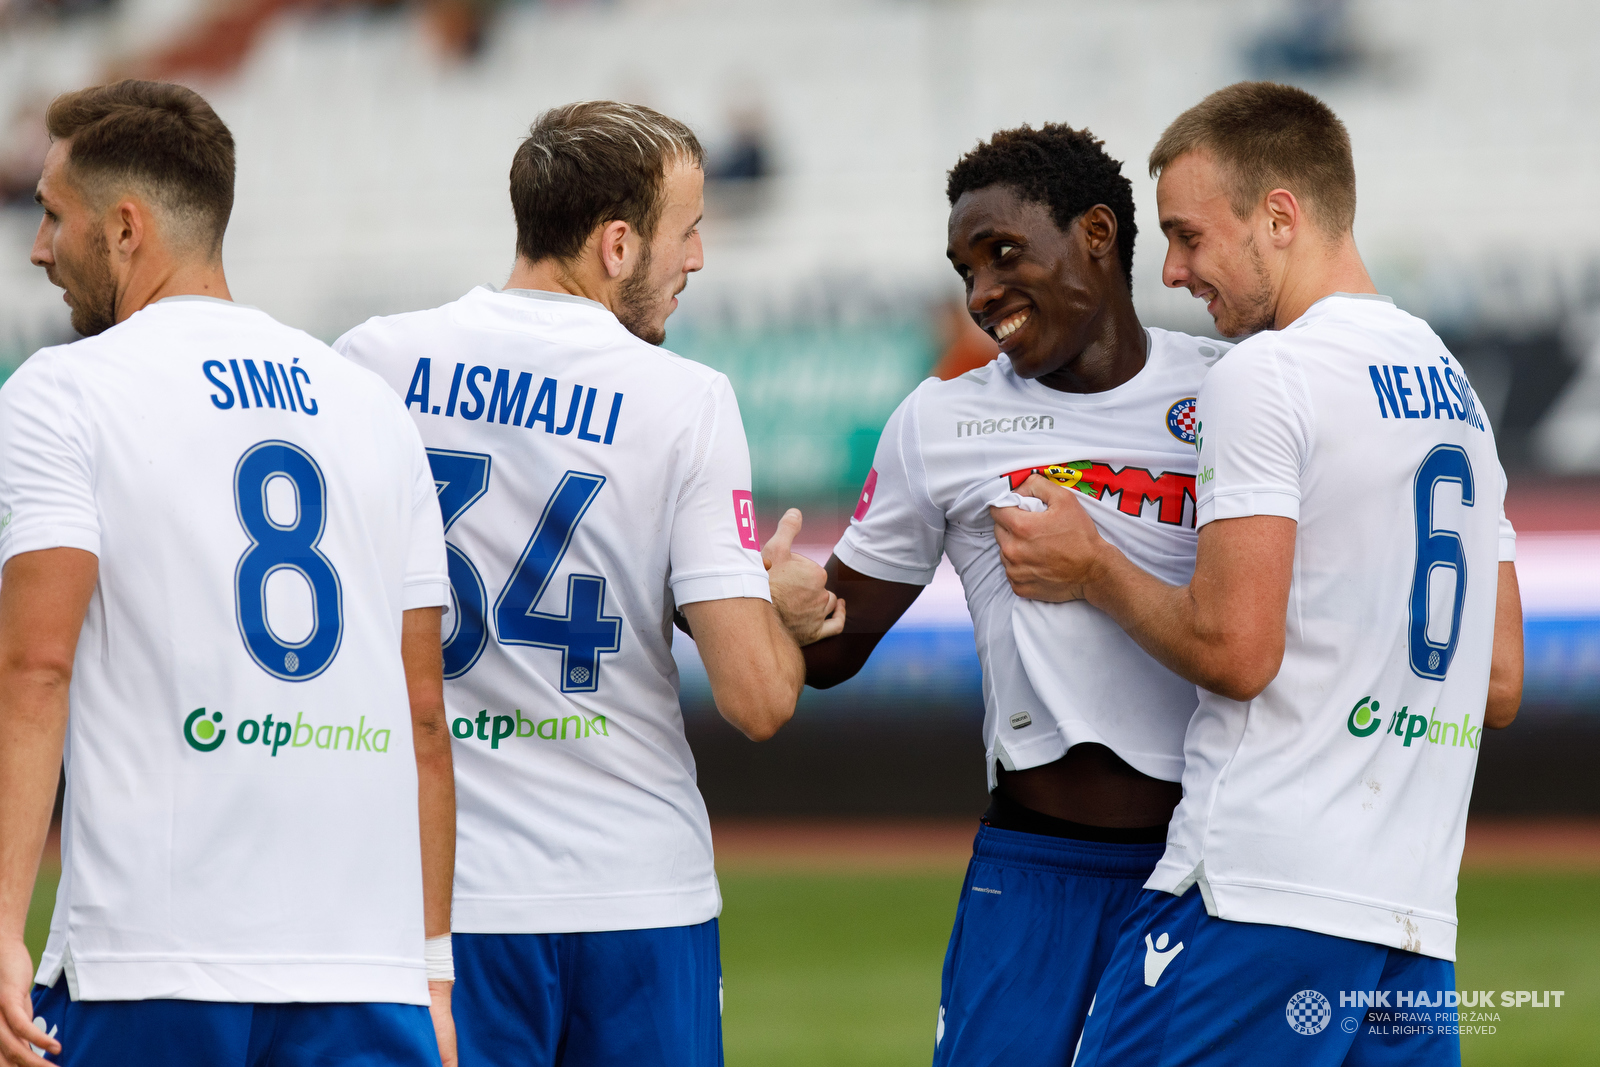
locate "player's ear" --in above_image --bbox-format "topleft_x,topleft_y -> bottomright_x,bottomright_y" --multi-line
597,219 -> 631,280
1082,205 -> 1117,261
1262,188 -> 1299,250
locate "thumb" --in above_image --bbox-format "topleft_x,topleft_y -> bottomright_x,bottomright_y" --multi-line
762,507 -> 802,567
1018,471 -> 1072,504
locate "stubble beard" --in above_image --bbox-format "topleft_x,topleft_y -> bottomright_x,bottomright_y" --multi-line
1215,233 -> 1276,338
63,228 -> 118,337
614,243 -> 668,346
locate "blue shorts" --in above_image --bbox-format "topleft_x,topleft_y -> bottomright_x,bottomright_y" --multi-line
933,824 -> 1165,1066
28,977 -> 438,1066
1072,886 -> 1461,1067
452,919 -> 723,1067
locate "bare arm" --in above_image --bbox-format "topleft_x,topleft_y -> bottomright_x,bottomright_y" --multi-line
401,606 -> 456,1067
681,598 -> 804,741
0,548 -> 97,1066
802,557 -> 924,689
992,475 -> 1294,701
1484,561 -> 1522,729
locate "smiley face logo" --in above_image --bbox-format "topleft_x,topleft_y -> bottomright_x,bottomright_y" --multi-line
184,708 -> 227,752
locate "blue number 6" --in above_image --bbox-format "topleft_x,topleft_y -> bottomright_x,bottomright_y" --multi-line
234,441 -> 344,681
1409,444 -> 1475,680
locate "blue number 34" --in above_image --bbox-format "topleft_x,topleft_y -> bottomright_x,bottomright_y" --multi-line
428,450 -> 620,691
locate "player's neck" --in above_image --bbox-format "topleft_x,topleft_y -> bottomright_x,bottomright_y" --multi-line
1033,296 -> 1147,395
1271,236 -> 1376,330
505,255 -> 614,314
114,256 -> 231,325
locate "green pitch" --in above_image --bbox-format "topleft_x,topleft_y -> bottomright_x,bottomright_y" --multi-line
24,865 -> 1595,1064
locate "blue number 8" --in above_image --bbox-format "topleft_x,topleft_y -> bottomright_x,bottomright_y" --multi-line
234,441 -> 344,681
1409,444 -> 1474,680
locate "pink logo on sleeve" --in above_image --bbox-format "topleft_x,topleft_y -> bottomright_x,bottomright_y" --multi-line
732,490 -> 759,549
853,469 -> 879,521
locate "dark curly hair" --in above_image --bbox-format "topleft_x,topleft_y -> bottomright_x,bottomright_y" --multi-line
947,124 -> 1136,292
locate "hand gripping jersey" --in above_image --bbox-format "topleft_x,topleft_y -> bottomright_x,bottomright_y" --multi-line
1149,294 -> 1516,961
337,286 -> 770,934
836,329 -> 1227,786
0,297 -> 448,1004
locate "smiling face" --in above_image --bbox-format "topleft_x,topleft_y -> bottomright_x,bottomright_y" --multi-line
947,184 -> 1114,388
31,139 -> 119,337
1155,149 -> 1277,338
615,158 -> 705,346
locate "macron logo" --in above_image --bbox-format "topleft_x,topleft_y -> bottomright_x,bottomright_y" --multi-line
1143,931 -> 1184,987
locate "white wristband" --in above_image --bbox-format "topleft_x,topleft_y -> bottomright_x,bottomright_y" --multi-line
424,934 -> 455,982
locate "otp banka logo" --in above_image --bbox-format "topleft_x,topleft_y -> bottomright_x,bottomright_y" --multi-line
1346,694 -> 1483,750
182,707 -> 394,756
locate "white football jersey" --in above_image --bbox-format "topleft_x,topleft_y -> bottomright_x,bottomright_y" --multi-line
337,286 -> 769,934
1149,294 -> 1516,961
0,297 -> 448,1004
836,329 -> 1227,786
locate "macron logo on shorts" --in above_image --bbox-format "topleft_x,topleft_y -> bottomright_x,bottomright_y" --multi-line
853,469 -> 878,521
732,490 -> 759,550
1143,931 -> 1184,986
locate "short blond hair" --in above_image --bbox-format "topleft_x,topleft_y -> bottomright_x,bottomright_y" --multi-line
1149,81 -> 1355,235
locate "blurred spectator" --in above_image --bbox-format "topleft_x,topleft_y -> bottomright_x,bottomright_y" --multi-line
709,103 -> 770,183
0,100 -> 49,208
0,0 -> 116,24
1247,0 -> 1363,79
931,300 -> 999,381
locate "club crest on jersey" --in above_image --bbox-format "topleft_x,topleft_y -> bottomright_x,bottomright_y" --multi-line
1166,397 -> 1198,444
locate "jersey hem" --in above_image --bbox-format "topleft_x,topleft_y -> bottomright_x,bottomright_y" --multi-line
1196,488 -> 1301,527
670,570 -> 770,607
41,957 -> 430,1004
0,523 -> 101,570
833,537 -> 937,586
1144,863 -> 1459,961
451,885 -> 721,934
402,578 -> 450,610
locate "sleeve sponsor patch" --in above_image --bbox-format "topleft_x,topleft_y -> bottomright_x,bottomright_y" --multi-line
732,489 -> 759,549
852,469 -> 879,521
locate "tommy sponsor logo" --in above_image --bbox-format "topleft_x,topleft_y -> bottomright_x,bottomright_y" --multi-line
1286,989 -> 1333,1035
183,708 -> 393,756
452,708 -> 609,748
732,490 -> 760,549
1003,462 -> 1198,528
1142,931 -> 1184,986
853,469 -> 878,521
1348,695 -> 1482,750
1166,397 -> 1198,444
956,414 -> 1055,438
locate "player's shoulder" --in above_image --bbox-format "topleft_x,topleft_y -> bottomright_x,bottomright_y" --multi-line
1146,326 -> 1232,369
333,298 -> 461,359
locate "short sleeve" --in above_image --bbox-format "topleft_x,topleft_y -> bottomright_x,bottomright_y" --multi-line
1194,342 -> 1309,528
399,416 -> 449,610
0,354 -> 101,570
1496,460 -> 1516,563
667,375 -> 771,608
833,389 -> 944,585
